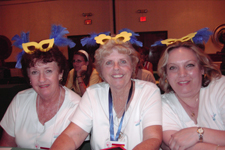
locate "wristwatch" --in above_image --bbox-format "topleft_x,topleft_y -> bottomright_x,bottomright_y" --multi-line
197,127 -> 204,142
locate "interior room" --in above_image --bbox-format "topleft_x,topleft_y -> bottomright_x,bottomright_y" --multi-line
0,0 -> 225,149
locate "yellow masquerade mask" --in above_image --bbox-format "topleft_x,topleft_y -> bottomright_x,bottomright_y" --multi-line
161,32 -> 197,46
94,31 -> 132,45
22,38 -> 54,54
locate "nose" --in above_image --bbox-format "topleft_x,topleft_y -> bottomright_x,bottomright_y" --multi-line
39,72 -> 46,82
113,62 -> 119,70
178,67 -> 187,77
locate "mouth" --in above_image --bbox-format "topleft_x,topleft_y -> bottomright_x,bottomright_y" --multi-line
39,84 -> 49,88
178,81 -> 190,85
112,74 -> 124,78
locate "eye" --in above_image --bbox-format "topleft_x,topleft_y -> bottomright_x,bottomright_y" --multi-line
31,70 -> 38,75
169,66 -> 176,70
105,60 -> 112,65
186,64 -> 195,68
46,69 -> 52,73
120,60 -> 127,64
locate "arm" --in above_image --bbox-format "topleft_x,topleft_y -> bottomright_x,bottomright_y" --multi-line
163,128 -> 225,150
133,125 -> 162,150
50,122 -> 89,150
65,69 -> 74,89
0,130 -> 17,147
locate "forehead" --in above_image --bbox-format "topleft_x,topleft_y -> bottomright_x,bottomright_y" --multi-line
32,60 -> 58,68
73,54 -> 85,60
168,47 -> 197,63
104,49 -> 130,60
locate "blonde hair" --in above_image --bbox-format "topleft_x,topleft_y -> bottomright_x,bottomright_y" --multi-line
157,41 -> 221,93
94,39 -> 139,80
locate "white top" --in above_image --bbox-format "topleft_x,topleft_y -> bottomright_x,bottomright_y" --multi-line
162,76 -> 225,131
71,79 -> 162,150
0,86 -> 81,149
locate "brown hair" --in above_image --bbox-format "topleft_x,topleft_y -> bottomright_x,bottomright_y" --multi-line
21,45 -> 69,85
157,41 -> 221,93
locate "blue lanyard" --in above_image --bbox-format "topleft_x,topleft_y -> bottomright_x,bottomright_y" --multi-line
108,81 -> 133,141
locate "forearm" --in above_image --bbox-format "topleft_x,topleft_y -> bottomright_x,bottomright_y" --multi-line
77,76 -> 87,96
50,133 -> 76,150
202,128 -> 225,146
186,142 -> 223,150
133,138 -> 161,150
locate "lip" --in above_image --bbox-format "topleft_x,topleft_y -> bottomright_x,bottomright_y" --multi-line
177,80 -> 190,85
112,74 -> 124,78
39,84 -> 49,88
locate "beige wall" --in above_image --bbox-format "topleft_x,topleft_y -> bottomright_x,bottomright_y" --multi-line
1,0 -> 225,62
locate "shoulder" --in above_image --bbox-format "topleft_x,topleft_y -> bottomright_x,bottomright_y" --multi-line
63,86 -> 81,104
134,79 -> 158,90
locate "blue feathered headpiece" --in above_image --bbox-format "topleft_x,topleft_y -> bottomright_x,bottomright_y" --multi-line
81,28 -> 143,47
12,25 -> 76,68
151,27 -> 213,47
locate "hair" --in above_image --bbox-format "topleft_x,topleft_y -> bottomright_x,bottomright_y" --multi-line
157,41 -> 221,93
73,50 -> 93,86
21,45 -> 69,85
94,39 -> 139,80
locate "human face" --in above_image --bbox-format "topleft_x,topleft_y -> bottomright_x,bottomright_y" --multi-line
73,54 -> 88,72
166,47 -> 204,98
101,49 -> 132,90
28,61 -> 63,100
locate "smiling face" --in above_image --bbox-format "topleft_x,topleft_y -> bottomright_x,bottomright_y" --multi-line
101,49 -> 132,90
166,47 -> 204,98
73,54 -> 88,72
28,61 -> 63,99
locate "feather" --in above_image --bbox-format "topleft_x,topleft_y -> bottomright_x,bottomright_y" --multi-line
11,32 -> 30,49
119,28 -> 143,47
192,27 -> 213,44
15,51 -> 25,68
50,25 -> 76,48
151,40 -> 164,47
81,32 -> 98,47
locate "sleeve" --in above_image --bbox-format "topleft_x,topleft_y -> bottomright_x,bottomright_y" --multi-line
162,100 -> 182,131
0,95 -> 19,137
142,87 -> 162,129
214,77 -> 225,125
70,89 -> 93,133
88,69 -> 102,86
65,69 -> 74,89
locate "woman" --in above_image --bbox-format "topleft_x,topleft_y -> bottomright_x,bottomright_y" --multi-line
0,26 -> 81,149
158,41 -> 225,150
65,50 -> 102,96
137,46 -> 153,74
50,30 -> 162,150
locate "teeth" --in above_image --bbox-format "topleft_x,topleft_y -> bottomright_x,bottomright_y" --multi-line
179,81 -> 188,84
113,75 -> 123,78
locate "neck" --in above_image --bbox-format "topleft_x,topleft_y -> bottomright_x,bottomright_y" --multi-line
39,86 -> 62,107
175,93 -> 199,108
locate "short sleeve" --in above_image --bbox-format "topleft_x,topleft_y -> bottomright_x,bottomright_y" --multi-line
0,95 -> 18,137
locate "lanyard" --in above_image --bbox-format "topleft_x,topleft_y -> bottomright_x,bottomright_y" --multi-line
108,81 -> 133,141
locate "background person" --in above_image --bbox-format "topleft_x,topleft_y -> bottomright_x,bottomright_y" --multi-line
0,25 -> 81,149
156,28 -> 225,150
65,50 -> 102,96
50,29 -> 162,150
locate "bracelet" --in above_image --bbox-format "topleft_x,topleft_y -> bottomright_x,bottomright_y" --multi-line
78,82 -> 84,84
215,145 -> 219,150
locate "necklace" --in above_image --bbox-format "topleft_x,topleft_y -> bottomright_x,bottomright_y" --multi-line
177,95 -> 199,118
35,86 -> 62,149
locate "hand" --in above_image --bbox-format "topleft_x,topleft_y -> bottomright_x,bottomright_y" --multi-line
77,65 -> 87,76
169,127 -> 198,150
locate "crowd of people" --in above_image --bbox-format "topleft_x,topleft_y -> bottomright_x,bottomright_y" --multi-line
0,26 -> 224,150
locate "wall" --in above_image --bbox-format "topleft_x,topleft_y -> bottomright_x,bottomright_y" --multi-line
0,0 -> 225,63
